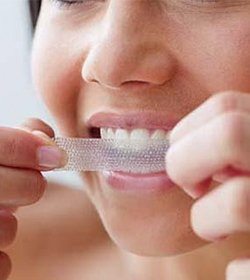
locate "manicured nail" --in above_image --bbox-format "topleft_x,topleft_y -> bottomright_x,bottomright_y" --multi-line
37,146 -> 68,169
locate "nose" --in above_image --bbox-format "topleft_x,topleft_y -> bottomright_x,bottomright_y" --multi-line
82,1 -> 176,90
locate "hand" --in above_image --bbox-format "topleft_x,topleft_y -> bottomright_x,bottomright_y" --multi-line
166,91 -> 250,279
0,118 -> 67,279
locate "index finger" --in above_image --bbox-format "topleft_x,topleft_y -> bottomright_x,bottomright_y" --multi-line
170,91 -> 250,144
0,126 -> 67,170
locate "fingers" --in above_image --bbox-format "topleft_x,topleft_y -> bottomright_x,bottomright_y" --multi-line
0,118 -> 59,280
0,252 -> 11,280
166,111 -> 250,198
0,211 -> 17,280
0,211 -> 17,248
170,91 -> 250,144
18,117 -> 55,138
0,126 -> 67,171
226,258 -> 250,279
191,177 -> 250,241
0,167 -> 46,207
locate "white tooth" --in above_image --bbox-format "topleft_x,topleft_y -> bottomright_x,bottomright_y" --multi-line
107,128 -> 115,139
130,128 -> 150,150
151,129 -> 167,140
114,129 -> 130,149
130,128 -> 150,140
100,128 -> 108,139
115,128 -> 130,140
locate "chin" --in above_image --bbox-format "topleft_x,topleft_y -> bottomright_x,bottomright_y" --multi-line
82,171 -> 208,257
96,203 -> 208,257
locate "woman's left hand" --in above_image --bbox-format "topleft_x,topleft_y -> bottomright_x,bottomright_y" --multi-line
166,91 -> 250,279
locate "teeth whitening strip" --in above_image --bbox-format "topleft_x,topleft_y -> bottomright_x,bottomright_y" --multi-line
53,137 -> 170,174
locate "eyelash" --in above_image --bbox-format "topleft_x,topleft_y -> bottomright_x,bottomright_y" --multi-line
52,0 -> 219,8
51,0 -> 90,9
51,0 -> 246,11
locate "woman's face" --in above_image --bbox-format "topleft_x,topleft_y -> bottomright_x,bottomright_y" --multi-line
31,0 -> 250,256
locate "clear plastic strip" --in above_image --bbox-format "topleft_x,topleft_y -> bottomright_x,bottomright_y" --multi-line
53,137 -> 169,174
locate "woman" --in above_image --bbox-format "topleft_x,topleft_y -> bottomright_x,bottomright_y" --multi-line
1,0 -> 250,279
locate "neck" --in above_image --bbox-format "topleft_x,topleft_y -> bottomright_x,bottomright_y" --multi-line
119,233 -> 250,280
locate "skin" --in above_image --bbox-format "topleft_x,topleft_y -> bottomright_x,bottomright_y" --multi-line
2,0 -> 250,279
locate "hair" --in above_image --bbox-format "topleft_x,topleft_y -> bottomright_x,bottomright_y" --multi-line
29,0 -> 42,31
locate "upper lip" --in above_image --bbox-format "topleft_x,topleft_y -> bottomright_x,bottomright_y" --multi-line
86,111 -> 181,131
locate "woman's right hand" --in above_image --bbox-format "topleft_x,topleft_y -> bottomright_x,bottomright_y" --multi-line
0,118 -> 67,279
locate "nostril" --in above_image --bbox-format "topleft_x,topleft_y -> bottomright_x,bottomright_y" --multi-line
123,80 -> 148,86
123,81 -> 148,85
121,80 -> 152,90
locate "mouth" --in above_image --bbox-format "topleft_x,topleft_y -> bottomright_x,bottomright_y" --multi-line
86,111 -> 178,140
85,112 -> 178,192
88,126 -> 170,142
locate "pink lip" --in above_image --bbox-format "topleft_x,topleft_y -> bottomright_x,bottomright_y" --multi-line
86,111 -> 180,131
101,171 -> 176,193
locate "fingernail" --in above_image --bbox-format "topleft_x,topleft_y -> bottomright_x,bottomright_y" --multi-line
37,146 -> 68,169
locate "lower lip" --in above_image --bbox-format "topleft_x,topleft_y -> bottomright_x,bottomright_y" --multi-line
101,170 -> 176,192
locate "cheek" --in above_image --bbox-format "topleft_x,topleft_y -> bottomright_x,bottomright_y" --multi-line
210,22 -> 250,89
31,34 -> 82,136
180,18 -> 250,93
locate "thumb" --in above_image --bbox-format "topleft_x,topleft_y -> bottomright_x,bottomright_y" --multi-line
17,118 -> 68,167
17,118 -> 55,144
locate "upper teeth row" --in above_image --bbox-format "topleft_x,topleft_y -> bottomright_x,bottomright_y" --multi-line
100,128 -> 170,140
